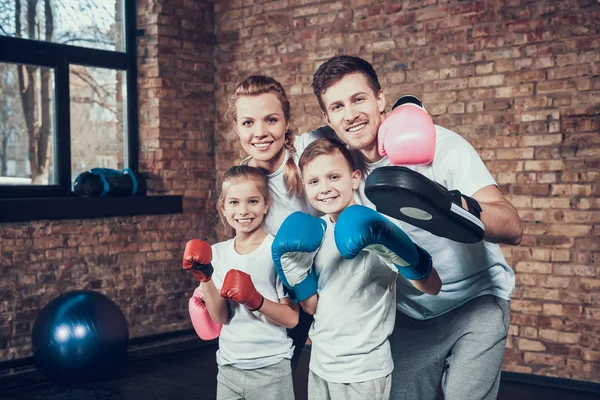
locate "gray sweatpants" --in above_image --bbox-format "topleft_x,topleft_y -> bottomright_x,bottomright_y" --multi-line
308,370 -> 392,400
390,295 -> 510,400
216,359 -> 294,400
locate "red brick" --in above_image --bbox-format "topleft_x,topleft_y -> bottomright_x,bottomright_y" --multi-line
518,339 -> 546,351
583,308 -> 600,321
512,184 -> 549,196
512,299 -> 543,315
469,74 -> 505,87
521,287 -> 561,301
515,261 -> 552,274
537,79 -> 578,94
503,364 -> 533,374
524,160 -> 565,171
524,353 -> 566,366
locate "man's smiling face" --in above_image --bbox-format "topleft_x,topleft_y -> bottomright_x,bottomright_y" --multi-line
320,72 -> 386,152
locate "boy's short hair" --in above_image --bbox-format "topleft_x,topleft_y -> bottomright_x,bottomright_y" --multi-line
299,137 -> 356,174
312,55 -> 382,112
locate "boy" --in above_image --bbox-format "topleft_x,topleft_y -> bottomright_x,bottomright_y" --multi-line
272,137 -> 441,400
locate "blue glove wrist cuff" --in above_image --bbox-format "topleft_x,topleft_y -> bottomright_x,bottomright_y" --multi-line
291,268 -> 318,303
398,245 -> 433,280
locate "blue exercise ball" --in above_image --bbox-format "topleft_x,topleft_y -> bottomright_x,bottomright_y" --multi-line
31,290 -> 129,382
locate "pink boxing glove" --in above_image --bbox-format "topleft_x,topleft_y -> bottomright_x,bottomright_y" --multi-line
378,95 -> 436,165
189,287 -> 222,340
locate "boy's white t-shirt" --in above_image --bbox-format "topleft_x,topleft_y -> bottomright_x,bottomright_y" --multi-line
210,234 -> 294,369
355,125 -> 516,320
308,216 -> 398,383
241,127 -> 335,236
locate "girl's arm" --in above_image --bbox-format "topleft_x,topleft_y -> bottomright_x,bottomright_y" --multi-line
183,239 -> 229,322
202,279 -> 230,324
220,269 -> 299,328
258,297 -> 299,329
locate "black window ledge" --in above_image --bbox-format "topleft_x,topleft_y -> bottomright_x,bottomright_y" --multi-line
0,195 -> 182,223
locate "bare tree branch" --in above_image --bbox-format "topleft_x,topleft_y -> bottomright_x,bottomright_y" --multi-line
36,0 -> 53,179
70,68 -> 116,97
71,96 -> 118,116
15,0 -> 21,37
58,37 -> 114,46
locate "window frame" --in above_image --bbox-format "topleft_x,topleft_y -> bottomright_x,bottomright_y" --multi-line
0,1 -> 182,223
0,0 -> 139,199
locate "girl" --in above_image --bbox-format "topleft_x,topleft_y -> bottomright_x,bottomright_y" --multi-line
183,165 -> 299,400
225,75 -> 334,367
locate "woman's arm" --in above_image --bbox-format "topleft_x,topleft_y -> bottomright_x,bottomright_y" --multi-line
202,280 -> 230,324
259,297 -> 300,329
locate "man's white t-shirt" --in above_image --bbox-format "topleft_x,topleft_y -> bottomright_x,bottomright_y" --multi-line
354,125 -> 515,320
211,234 -> 294,369
309,216 -> 398,383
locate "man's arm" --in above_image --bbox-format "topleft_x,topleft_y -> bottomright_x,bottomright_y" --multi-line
467,185 -> 522,245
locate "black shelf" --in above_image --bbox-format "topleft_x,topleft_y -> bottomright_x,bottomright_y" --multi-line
0,195 -> 183,223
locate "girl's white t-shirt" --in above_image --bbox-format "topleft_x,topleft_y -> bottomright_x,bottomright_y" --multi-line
211,234 -> 294,369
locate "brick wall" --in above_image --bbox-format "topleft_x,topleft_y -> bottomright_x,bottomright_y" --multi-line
0,0 -> 217,361
214,0 -> 600,381
2,0 -> 598,384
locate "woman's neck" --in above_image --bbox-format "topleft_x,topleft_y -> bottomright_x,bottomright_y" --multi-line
251,148 -> 286,175
234,227 -> 268,255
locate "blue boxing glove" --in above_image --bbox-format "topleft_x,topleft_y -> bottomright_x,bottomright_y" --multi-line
334,205 -> 432,280
272,212 -> 326,302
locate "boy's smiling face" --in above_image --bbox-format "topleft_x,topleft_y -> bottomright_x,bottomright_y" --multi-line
302,151 -> 361,222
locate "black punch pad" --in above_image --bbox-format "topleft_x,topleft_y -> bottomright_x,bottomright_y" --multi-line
365,166 -> 485,244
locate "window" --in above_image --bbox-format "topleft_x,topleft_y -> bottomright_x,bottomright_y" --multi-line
0,0 -> 138,198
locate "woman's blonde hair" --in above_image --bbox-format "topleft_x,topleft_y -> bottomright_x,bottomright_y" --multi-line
217,165 -> 271,230
225,75 -> 303,197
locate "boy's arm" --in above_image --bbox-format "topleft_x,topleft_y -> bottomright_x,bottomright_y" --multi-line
300,293 -> 318,315
408,267 -> 441,295
335,205 -> 439,289
272,212 -> 326,302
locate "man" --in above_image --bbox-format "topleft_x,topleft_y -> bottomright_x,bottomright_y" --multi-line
310,55 -> 522,400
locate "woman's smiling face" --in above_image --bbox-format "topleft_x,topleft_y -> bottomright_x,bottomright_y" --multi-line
235,93 -> 288,172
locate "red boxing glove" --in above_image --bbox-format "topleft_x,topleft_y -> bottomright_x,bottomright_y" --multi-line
378,95 -> 436,166
220,269 -> 264,311
183,239 -> 214,282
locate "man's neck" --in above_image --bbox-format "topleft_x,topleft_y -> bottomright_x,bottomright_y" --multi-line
359,142 -> 383,164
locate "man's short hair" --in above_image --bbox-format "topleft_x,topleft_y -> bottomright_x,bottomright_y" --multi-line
311,55 -> 382,112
